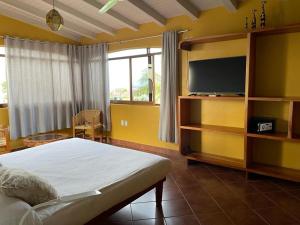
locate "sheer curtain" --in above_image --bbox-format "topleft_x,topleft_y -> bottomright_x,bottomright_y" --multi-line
79,44 -> 110,130
159,31 -> 179,143
5,37 -> 82,139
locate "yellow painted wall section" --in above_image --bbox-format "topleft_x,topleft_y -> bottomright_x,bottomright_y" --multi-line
111,104 -> 178,150
79,0 -> 300,154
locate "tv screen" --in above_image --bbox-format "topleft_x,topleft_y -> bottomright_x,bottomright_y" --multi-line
188,56 -> 246,95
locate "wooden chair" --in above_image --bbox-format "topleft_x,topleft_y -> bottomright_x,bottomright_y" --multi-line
72,110 -> 104,141
0,126 -> 10,152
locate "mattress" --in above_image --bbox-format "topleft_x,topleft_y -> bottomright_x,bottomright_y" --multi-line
0,138 -> 172,225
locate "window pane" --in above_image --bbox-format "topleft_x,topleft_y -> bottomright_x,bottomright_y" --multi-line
132,57 -> 149,102
109,49 -> 147,59
0,47 -> 4,55
154,54 -> 161,104
0,56 -> 7,104
109,59 -> 130,101
150,48 -> 162,53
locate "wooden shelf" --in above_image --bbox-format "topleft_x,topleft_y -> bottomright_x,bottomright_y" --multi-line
180,24 -> 300,51
179,96 -> 245,101
180,33 -> 247,50
248,163 -> 300,182
248,97 -> 300,102
247,132 -> 300,142
180,123 -> 244,135
186,152 -> 244,170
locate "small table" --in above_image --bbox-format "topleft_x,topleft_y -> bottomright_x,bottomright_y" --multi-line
24,133 -> 67,147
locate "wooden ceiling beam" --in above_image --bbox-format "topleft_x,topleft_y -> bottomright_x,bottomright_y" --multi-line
42,0 -> 115,35
83,0 -> 139,31
126,0 -> 166,26
175,0 -> 200,20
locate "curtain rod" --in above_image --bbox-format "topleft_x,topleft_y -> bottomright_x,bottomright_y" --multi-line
107,29 -> 189,45
0,29 -> 190,45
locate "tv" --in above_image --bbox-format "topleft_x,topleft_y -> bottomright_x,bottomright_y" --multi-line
188,56 -> 246,95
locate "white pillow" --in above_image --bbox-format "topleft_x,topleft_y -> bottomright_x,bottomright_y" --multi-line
0,166 -> 58,206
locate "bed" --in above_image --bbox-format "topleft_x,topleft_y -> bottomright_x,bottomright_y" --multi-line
0,138 -> 172,225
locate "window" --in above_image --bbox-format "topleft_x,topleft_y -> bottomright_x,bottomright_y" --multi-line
0,47 -> 7,105
108,48 -> 161,104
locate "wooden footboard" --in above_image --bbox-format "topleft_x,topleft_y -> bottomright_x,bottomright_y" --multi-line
86,177 -> 166,224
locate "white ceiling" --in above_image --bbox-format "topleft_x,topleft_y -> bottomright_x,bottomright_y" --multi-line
0,0 -> 241,41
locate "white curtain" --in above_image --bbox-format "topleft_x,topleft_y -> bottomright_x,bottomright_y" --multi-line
79,44 -> 110,130
159,31 -> 178,143
5,37 -> 109,139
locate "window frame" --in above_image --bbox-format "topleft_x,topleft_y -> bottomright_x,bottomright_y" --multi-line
109,48 -> 161,105
0,49 -> 7,108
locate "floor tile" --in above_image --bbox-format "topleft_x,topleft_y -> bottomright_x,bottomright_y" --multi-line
226,207 -> 268,225
107,205 -> 132,222
131,202 -> 163,220
196,212 -> 233,225
240,192 -> 276,209
226,182 -> 258,197
165,215 -> 199,225
250,180 -> 282,193
161,199 -> 193,218
256,207 -> 299,225
133,218 -> 166,225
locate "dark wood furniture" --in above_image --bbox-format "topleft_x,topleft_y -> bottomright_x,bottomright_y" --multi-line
0,126 -> 9,152
179,23 -> 300,182
23,133 -> 67,147
86,178 -> 165,224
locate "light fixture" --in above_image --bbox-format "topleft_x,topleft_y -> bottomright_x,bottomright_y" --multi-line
46,0 -> 64,31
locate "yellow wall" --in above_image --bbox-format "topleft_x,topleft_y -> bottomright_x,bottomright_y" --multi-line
79,0 -> 300,156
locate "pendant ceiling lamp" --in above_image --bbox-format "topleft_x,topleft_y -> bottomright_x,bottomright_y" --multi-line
46,0 -> 64,31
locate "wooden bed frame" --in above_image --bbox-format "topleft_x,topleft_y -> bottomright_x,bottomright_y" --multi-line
86,178 -> 165,224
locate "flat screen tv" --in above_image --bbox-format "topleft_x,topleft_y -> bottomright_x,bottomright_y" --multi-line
188,56 -> 246,95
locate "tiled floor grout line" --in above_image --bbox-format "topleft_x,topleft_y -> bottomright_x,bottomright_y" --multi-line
251,184 -> 300,224
182,166 -> 237,225
171,174 -> 203,225
204,165 -> 271,225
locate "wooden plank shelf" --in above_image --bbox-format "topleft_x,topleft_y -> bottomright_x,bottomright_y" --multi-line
179,96 -> 245,101
247,132 -> 300,142
248,97 -> 300,102
180,23 -> 300,51
186,152 -> 244,170
180,124 -> 244,135
248,163 -> 300,182
180,33 -> 247,50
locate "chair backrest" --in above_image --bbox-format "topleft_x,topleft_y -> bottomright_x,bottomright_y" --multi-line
80,110 -> 102,124
0,126 -> 9,150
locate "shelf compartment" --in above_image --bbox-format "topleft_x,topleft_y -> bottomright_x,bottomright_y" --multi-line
180,32 -> 247,50
179,96 -> 245,101
248,97 -> 300,102
186,152 -> 244,170
247,132 -> 300,142
180,123 -> 244,135
247,163 -> 300,182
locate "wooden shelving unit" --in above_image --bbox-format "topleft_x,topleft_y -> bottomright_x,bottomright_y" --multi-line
186,152 -> 244,170
179,23 -> 300,182
180,124 -> 244,135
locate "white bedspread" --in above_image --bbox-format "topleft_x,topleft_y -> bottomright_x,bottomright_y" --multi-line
0,138 -> 171,225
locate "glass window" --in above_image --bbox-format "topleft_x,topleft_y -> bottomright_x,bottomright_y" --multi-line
154,54 -> 161,104
108,49 -> 147,59
0,47 -> 7,105
109,59 -> 130,101
108,48 -> 161,104
132,57 -> 149,101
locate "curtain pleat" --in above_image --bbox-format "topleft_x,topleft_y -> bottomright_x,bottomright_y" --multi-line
158,31 -> 178,143
5,37 -> 110,139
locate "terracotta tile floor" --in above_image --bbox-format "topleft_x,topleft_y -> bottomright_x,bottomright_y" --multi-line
90,152 -> 300,225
